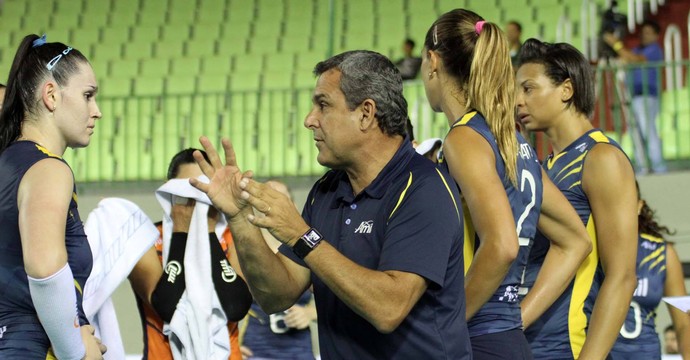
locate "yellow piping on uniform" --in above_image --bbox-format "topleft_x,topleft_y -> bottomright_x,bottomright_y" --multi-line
452,111 -> 478,128
569,215 -> 599,359
568,181 -> 582,190
435,168 -> 460,223
74,280 -> 83,294
555,153 -> 586,179
35,144 -> 62,159
589,131 -> 610,143
388,172 -> 413,221
557,165 -> 583,183
640,247 -> 665,267
462,200 -> 476,274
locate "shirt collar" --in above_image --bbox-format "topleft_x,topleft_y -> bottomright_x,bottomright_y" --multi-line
333,136 -> 414,206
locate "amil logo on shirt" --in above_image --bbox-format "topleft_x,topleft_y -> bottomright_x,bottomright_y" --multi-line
355,220 -> 374,234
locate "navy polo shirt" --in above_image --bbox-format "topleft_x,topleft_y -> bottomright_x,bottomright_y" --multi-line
280,140 -> 471,359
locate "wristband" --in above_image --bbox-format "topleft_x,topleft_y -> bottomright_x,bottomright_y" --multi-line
613,41 -> 624,52
292,228 -> 323,259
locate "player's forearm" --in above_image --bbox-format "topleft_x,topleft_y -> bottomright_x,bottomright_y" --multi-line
521,244 -> 587,328
464,243 -> 515,320
228,212 -> 302,311
579,272 -> 636,359
305,241 -> 425,334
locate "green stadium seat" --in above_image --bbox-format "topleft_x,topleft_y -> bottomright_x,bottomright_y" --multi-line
192,24 -> 223,40
185,38 -> 217,57
23,12 -> 52,33
171,57 -> 201,76
233,54 -> 264,73
131,25 -> 161,43
265,52 -> 295,73
71,30 -> 100,49
280,35 -> 311,53
1,1 -> 27,18
197,7 -> 227,24
140,58 -> 170,77
198,74 -> 229,93
169,0 -> 198,15
263,71 -> 293,90
201,55 -> 233,75
248,36 -> 279,54
124,40 -> 155,60
51,13 -> 81,31
110,59 -> 140,78
161,24 -> 191,42
47,29 -> 72,45
166,75 -> 197,95
79,12 -> 109,30
133,76 -> 165,97
217,39 -> 248,56
168,9 -> 196,25
155,41 -> 185,58
0,16 -> 22,33
100,77 -> 132,98
92,43 -> 123,61
102,27 -> 130,44
230,73 -> 261,92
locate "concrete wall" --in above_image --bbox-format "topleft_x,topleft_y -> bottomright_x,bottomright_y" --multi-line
76,171 -> 690,355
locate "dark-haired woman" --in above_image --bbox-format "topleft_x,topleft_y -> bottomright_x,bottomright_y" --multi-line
421,9 -> 591,359
516,38 -> 638,359
0,34 -> 105,359
609,183 -> 690,359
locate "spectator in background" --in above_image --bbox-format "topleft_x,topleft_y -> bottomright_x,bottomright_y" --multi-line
604,20 -> 667,174
128,148 -> 252,360
506,21 -> 523,67
665,325 -> 680,355
395,38 -> 422,80
240,180 -> 317,360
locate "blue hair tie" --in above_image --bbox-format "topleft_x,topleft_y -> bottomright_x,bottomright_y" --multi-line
32,34 -> 47,48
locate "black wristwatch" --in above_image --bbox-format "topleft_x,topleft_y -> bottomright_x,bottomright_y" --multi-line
292,228 -> 323,259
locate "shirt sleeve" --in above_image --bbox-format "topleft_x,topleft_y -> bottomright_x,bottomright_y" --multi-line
377,170 -> 463,288
642,44 -> 663,62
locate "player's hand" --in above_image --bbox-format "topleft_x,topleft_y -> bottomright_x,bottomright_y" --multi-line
190,136 -> 252,218
284,304 -> 316,330
80,325 -> 107,360
603,32 -> 618,46
239,178 -> 310,246
171,197 -> 195,233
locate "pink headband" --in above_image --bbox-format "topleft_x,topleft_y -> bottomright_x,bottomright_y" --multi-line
475,21 -> 486,34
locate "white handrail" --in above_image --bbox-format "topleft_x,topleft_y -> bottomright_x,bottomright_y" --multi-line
589,1 -> 598,60
556,15 -> 572,43
581,0 -> 590,59
663,24 -> 683,90
650,0 -> 658,15
628,0 -> 635,32
636,0 -> 644,24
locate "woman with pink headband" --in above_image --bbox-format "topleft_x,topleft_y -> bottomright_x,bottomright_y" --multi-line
421,9 -> 592,359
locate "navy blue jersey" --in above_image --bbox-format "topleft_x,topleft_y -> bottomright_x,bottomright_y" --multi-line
0,141 -> 92,358
242,291 -> 314,359
523,129 -> 626,359
280,140 -> 471,360
440,111 -> 543,337
610,233 -> 666,359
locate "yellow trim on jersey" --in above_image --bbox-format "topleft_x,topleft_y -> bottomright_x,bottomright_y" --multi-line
558,165 -> 583,182
546,151 -> 568,170
640,247 -> 665,267
588,131 -> 610,143
641,233 -> 664,243
555,153 -> 587,179
72,192 -> 78,204
568,215 -> 599,359
435,168 -> 461,223
46,349 -> 57,360
649,253 -> 665,271
462,200 -> 476,274
452,111 -> 478,128
74,280 -> 83,294
659,265 -> 667,274
568,181 -> 582,190
388,172 -> 413,221
35,144 -> 62,159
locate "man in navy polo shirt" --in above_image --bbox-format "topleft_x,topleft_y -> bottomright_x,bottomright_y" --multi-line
191,50 -> 472,359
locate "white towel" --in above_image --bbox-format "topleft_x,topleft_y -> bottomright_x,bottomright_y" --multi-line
155,177 -> 231,360
83,197 -> 160,360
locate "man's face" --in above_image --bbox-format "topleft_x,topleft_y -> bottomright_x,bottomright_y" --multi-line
304,69 -> 363,169
640,25 -> 658,46
506,23 -> 521,44
665,329 -> 679,354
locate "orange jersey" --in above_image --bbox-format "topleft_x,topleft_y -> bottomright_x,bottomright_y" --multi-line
136,225 -> 241,360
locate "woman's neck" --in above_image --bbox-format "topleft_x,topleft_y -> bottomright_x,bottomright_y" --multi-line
19,123 -> 66,156
545,111 -> 594,154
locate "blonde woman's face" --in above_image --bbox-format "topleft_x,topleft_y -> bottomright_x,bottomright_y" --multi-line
515,63 -> 565,132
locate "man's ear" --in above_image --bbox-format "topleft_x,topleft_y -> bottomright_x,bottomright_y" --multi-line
41,80 -> 59,112
359,99 -> 377,131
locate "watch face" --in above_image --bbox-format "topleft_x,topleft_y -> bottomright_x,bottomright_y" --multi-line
303,229 -> 321,247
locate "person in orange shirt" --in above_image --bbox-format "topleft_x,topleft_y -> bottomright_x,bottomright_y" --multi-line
129,148 -> 252,360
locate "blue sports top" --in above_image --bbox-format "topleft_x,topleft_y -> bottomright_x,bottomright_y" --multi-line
440,111 -> 543,337
280,139 -> 471,360
0,141 -> 92,353
523,129 -> 627,359
610,233 -> 666,358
